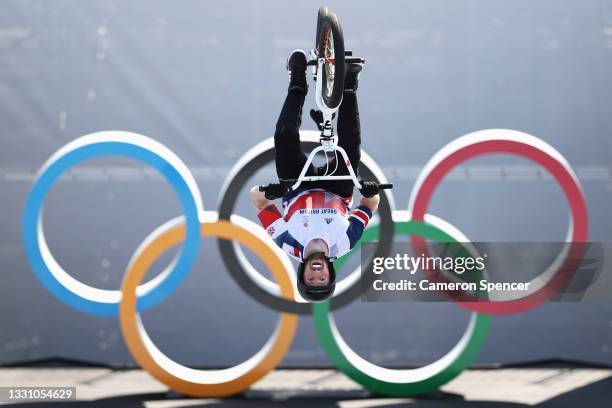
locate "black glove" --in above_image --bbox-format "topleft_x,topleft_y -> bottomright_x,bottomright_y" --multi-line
359,181 -> 379,198
309,109 -> 336,131
259,183 -> 288,200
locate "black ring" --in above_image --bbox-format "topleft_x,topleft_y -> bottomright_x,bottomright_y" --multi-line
216,134 -> 394,314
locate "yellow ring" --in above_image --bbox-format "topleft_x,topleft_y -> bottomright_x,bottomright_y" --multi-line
119,215 -> 298,397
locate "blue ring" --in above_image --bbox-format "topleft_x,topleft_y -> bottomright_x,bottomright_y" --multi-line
22,141 -> 201,316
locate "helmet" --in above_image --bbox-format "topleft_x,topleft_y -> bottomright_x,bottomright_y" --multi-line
297,253 -> 336,302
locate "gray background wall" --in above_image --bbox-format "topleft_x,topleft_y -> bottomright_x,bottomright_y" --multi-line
1,0 -> 611,367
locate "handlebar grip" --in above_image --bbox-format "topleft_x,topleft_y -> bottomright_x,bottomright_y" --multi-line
377,183 -> 393,189
260,184 -> 284,192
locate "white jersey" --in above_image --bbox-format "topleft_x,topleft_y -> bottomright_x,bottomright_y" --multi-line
257,188 -> 372,262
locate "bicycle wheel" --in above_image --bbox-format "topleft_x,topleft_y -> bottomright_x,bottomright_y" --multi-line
316,9 -> 345,109
315,6 -> 330,45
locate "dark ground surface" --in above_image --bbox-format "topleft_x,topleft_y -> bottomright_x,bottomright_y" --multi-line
0,365 -> 611,407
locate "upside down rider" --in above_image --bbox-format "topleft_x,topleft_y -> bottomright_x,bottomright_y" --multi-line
250,49 -> 381,302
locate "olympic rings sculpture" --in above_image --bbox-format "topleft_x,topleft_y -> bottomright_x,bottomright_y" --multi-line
22,129 -> 588,397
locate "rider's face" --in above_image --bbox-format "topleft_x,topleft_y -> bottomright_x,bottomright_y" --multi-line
303,253 -> 330,286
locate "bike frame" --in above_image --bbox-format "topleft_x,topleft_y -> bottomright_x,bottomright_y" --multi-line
289,55 -> 363,191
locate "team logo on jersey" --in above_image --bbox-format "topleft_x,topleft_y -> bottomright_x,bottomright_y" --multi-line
302,216 -> 309,228
324,218 -> 333,224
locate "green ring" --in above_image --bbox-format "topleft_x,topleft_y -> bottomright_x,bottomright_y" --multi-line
313,220 -> 491,396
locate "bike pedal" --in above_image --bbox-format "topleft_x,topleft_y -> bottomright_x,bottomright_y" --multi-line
346,57 -> 365,64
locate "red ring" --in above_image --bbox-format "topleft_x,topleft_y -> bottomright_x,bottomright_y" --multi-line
409,136 -> 588,314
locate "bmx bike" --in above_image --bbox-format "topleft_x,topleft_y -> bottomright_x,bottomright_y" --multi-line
261,6 -> 393,196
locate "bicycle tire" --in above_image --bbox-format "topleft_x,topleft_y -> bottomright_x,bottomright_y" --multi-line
315,6 -> 330,46
316,11 -> 345,109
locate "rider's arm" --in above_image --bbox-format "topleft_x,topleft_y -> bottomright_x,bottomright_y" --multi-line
345,204 -> 374,249
251,186 -> 288,242
359,194 -> 380,214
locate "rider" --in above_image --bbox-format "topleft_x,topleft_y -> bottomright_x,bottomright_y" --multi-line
250,49 -> 381,302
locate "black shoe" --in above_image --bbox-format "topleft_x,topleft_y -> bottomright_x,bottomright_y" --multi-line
287,49 -> 308,72
344,58 -> 364,93
286,49 -> 308,93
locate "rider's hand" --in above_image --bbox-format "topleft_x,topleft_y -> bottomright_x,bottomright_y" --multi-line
259,183 -> 288,200
309,109 -> 336,131
359,181 -> 379,198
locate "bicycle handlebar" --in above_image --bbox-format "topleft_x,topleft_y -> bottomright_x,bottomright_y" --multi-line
376,183 -> 393,190
280,179 -> 392,189
260,181 -> 393,192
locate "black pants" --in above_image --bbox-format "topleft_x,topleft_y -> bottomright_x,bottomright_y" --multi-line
274,89 -> 361,198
